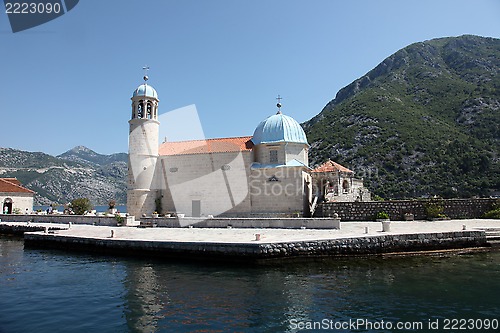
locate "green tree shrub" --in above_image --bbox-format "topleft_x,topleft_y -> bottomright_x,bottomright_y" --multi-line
115,213 -> 124,224
376,211 -> 390,220
483,200 -> 500,219
424,201 -> 446,219
483,209 -> 500,219
71,198 -> 93,215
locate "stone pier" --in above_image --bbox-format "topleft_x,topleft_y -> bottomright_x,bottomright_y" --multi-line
3,219 -> 495,263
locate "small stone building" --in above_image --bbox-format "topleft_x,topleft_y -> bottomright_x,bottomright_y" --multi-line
311,160 -> 371,202
0,178 -> 34,214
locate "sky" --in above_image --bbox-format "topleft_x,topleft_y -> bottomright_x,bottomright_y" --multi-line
1,0 -> 499,156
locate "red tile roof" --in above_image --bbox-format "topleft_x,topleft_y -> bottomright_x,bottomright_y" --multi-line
1,178 -> 21,186
159,136 -> 254,156
312,160 -> 354,173
0,178 -> 35,194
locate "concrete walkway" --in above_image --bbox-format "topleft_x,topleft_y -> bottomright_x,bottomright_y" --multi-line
3,219 -> 499,244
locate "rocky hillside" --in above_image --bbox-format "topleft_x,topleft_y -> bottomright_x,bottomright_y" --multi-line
0,147 -> 127,205
304,35 -> 500,199
58,145 -> 128,167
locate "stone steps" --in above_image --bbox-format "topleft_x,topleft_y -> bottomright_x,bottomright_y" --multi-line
483,229 -> 500,246
484,230 -> 500,239
487,240 -> 500,247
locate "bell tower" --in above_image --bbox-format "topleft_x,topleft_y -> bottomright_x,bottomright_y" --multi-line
127,72 -> 160,218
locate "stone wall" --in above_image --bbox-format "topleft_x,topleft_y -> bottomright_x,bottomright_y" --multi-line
0,223 -> 67,235
146,217 -> 339,229
23,230 -> 487,262
0,214 -> 338,229
249,167 -> 308,215
316,198 -> 497,221
159,151 -> 253,217
0,214 -> 137,226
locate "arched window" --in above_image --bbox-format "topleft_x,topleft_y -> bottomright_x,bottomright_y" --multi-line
146,102 -> 152,119
3,198 -> 13,214
137,101 -> 144,118
326,180 -> 335,194
342,180 -> 350,193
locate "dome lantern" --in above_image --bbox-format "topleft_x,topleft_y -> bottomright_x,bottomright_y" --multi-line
132,83 -> 158,99
130,68 -> 159,120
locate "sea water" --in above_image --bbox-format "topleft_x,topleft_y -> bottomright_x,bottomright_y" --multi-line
0,236 -> 499,333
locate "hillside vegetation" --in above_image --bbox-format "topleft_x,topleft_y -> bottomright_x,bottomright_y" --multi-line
0,146 -> 127,205
304,35 -> 500,199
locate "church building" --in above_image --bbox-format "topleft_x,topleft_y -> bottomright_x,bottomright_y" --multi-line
127,77 -> 370,218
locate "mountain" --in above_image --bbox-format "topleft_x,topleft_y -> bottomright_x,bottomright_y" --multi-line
2,35 -> 498,203
303,35 -> 500,199
0,147 -> 127,205
57,145 -> 128,167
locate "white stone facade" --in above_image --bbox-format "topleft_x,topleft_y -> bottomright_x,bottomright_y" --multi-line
158,150 -> 254,217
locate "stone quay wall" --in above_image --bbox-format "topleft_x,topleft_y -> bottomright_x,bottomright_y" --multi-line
23,230 -> 487,262
316,198 -> 497,221
0,223 -> 67,235
0,214 -> 136,226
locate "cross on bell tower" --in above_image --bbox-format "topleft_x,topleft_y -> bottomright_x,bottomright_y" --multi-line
142,65 -> 150,82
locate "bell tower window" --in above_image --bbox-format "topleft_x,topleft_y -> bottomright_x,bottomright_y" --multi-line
137,100 -> 144,119
146,102 -> 152,119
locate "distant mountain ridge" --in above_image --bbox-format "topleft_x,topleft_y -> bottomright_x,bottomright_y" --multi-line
0,146 -> 127,205
304,35 -> 500,198
57,145 -> 128,167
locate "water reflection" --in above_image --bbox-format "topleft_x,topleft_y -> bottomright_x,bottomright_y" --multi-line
0,235 -> 25,281
123,262 -> 297,332
123,265 -> 164,332
120,254 -> 500,333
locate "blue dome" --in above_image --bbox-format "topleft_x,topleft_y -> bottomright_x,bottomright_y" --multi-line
133,84 -> 158,99
252,112 -> 308,145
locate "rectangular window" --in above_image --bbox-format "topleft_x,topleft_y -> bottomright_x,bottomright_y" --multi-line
270,150 -> 278,163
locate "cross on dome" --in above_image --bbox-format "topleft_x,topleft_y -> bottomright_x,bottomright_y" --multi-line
132,65 -> 158,99
276,94 -> 283,114
142,65 -> 150,82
